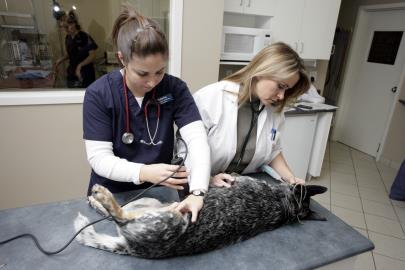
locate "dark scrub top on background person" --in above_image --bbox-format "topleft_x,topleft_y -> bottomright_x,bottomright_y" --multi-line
66,31 -> 98,88
83,70 -> 201,195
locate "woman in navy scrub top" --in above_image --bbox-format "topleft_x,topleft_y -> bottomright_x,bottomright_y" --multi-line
83,6 -> 210,222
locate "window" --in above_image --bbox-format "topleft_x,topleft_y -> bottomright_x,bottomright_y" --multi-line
0,0 -> 171,90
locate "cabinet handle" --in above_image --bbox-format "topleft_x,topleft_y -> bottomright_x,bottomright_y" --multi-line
300,42 -> 304,54
247,0 -> 251,7
240,0 -> 243,6
331,44 -> 336,55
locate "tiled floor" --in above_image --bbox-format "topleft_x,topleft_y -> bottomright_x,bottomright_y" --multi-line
309,141 -> 405,270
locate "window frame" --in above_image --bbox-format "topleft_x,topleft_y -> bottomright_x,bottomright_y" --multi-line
0,0 -> 183,106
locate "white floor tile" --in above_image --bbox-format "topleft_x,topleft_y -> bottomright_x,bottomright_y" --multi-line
394,206 -> 405,223
359,186 -> 391,205
331,171 -> 357,186
331,181 -> 359,197
365,214 -> 405,239
330,161 -> 356,175
331,205 -> 367,229
331,192 -> 363,212
362,199 -> 398,220
313,190 -> 331,205
351,149 -> 375,162
356,168 -> 382,178
354,251 -> 376,270
391,200 -> 405,208
357,175 -> 386,190
374,253 -> 405,270
369,231 -> 405,260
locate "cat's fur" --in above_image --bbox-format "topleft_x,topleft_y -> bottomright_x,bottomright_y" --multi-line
74,175 -> 327,258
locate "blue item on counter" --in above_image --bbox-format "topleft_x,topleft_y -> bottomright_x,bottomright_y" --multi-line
389,159 -> 405,201
261,164 -> 282,181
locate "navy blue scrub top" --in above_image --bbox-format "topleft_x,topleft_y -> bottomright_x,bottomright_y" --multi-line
83,70 -> 201,195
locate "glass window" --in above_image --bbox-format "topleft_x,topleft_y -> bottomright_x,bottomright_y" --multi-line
0,0 -> 170,90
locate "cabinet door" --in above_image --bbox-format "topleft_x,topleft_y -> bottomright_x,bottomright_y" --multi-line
300,0 -> 341,59
271,0 -> 305,53
281,114 -> 317,180
224,0 -> 245,13
244,0 -> 278,16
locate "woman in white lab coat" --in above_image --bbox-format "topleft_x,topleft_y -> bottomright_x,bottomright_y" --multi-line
194,42 -> 310,186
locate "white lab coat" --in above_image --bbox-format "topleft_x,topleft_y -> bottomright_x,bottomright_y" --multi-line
193,80 -> 285,175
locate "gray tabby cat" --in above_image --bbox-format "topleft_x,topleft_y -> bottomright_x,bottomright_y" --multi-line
74,175 -> 327,258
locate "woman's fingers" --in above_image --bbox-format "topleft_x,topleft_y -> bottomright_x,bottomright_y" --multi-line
161,182 -> 185,190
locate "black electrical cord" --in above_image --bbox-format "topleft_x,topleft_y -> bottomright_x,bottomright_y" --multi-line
0,137 -> 188,255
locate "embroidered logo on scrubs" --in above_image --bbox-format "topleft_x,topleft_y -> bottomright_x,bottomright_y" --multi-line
157,94 -> 174,104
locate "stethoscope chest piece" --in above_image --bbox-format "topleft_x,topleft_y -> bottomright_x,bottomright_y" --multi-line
122,132 -> 134,144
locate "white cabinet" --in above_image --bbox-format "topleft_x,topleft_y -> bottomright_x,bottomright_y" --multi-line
272,0 -> 341,59
282,113 -> 317,180
224,0 -> 278,16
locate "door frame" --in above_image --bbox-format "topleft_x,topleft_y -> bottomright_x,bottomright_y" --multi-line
169,0 -> 183,77
332,3 -> 405,161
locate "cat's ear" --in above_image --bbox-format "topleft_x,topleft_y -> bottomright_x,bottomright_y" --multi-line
306,185 -> 328,197
303,210 -> 327,221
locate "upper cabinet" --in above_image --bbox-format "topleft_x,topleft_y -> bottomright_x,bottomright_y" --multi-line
272,0 -> 341,59
224,0 -> 278,17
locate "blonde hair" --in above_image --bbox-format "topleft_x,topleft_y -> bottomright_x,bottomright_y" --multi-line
225,42 -> 309,111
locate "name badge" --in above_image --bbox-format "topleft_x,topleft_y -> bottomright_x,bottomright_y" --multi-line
157,94 -> 174,104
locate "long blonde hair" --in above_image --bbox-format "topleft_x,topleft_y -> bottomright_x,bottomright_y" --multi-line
225,42 -> 309,111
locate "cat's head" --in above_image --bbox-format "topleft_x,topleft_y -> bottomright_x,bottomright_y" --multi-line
291,185 -> 328,221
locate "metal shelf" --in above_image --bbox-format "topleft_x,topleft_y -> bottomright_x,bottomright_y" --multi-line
1,24 -> 35,29
0,11 -> 33,18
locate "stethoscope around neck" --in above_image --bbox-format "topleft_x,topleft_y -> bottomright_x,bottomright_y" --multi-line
121,72 -> 163,146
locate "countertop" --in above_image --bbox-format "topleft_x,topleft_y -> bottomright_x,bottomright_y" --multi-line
0,173 -> 373,270
285,102 -> 338,115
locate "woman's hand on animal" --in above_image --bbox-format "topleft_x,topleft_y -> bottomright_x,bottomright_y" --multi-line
139,164 -> 189,189
210,173 -> 235,188
284,176 -> 305,185
175,195 -> 204,223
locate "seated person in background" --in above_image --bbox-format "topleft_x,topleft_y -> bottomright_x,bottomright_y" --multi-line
192,42 -> 309,187
55,10 -> 98,88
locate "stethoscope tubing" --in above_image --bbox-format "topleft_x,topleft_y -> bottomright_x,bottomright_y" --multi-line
122,71 -> 162,145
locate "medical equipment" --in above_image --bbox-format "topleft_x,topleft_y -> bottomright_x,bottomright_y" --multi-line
122,73 -> 162,145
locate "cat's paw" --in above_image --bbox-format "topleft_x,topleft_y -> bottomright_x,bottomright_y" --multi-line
91,184 -> 113,205
88,196 -> 110,217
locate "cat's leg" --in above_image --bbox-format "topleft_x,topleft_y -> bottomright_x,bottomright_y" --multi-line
74,212 -> 130,255
91,184 -> 140,224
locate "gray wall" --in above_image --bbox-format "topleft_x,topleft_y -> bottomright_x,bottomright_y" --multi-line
0,104 -> 90,209
181,0 -> 224,92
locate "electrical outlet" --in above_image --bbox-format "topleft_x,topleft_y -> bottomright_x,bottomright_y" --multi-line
309,71 -> 317,83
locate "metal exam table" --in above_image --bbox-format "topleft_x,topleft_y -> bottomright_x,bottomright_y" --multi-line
0,173 -> 373,270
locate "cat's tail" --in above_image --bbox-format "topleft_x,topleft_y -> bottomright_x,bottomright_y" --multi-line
74,212 -> 130,255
